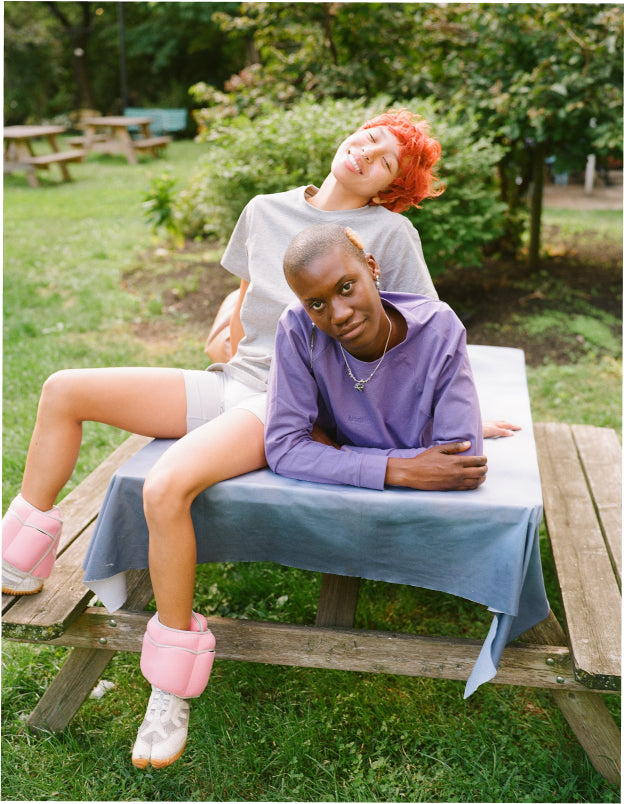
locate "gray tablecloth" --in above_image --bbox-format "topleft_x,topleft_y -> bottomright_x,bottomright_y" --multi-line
83,345 -> 549,697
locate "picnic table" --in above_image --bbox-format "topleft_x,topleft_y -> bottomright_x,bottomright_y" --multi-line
84,346 -> 549,699
2,345 -> 620,781
80,116 -> 170,164
3,125 -> 85,187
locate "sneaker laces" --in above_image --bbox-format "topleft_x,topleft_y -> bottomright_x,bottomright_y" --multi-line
147,687 -> 175,719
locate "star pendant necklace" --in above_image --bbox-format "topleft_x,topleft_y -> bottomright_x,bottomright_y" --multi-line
339,311 -> 392,392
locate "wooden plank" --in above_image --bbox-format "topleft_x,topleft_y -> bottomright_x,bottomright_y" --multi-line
9,607 -> 606,695
67,135 -> 106,147
25,150 -> 85,166
131,136 -> 171,150
534,423 -> 621,687
2,434 -> 152,619
2,519 -> 100,638
315,574 -> 360,626
572,424 -> 622,586
27,648 -> 117,733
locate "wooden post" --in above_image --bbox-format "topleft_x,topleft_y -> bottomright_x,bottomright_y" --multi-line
522,610 -> 620,783
27,569 -> 153,733
315,574 -> 361,627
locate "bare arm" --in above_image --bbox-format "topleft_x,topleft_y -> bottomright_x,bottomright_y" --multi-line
229,280 -> 249,356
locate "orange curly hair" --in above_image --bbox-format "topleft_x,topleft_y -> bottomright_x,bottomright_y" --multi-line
361,109 -> 445,213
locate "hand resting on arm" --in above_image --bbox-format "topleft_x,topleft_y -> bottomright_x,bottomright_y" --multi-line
310,426 -> 487,491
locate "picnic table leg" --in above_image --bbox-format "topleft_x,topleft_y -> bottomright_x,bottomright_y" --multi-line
115,127 -> 137,164
10,140 -> 41,187
27,569 -> 153,734
521,609 -> 621,784
27,647 -> 118,733
46,134 -> 72,182
315,574 -> 361,627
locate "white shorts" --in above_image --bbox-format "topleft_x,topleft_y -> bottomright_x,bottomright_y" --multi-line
182,369 -> 267,432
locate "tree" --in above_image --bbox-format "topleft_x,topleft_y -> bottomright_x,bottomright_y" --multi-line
192,2 -> 427,122
44,1 -> 96,109
4,1 -> 244,122
193,3 -> 622,270
416,4 -> 623,269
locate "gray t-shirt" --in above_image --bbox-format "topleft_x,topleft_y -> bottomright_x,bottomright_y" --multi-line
212,185 -> 437,390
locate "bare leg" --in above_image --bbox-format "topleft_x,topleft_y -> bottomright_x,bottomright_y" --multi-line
142,408 -> 266,630
20,368 -> 188,512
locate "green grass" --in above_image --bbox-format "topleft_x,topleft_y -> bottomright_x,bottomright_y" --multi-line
2,568 -> 620,802
3,140 -> 208,507
2,149 -> 621,801
541,207 -> 623,239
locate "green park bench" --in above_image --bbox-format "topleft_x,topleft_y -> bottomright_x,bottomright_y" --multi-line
123,108 -> 188,137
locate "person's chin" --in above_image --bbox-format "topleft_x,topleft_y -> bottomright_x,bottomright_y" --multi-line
338,320 -> 367,345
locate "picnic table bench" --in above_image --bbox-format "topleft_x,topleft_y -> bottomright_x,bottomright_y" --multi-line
2,420 -> 620,783
77,116 -> 171,165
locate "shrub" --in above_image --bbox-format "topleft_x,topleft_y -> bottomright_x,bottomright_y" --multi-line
174,96 -> 507,275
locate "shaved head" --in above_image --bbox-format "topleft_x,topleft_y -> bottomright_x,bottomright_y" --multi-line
283,224 -> 367,285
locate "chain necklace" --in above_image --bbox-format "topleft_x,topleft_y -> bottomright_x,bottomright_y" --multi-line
339,312 -> 392,392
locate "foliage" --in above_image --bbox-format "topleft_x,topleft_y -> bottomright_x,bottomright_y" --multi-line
191,3 -> 622,267
4,3 -> 74,122
3,2 -> 242,122
174,96 -> 506,275
411,4 -> 623,264
142,171 -> 184,248
402,108 -> 507,275
190,2 -> 428,126
6,2 -> 621,272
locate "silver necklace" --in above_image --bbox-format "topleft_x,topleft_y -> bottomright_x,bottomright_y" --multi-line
339,312 -> 392,392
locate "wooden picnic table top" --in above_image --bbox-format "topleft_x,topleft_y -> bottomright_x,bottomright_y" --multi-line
4,125 -> 67,139
83,116 -> 152,127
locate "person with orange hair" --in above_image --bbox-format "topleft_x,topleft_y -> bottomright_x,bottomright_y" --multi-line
205,108 -> 444,362
359,108 -> 444,212
3,109 -> 516,771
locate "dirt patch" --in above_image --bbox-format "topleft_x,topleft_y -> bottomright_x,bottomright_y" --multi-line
123,220 -> 622,367
122,243 -> 240,346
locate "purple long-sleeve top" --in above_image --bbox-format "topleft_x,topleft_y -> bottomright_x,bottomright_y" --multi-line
265,293 -> 483,491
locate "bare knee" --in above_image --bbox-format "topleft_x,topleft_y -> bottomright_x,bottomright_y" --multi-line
143,466 -> 195,523
39,370 -> 80,418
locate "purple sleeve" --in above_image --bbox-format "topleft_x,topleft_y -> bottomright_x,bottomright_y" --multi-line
265,314 -> 389,490
429,325 -> 483,454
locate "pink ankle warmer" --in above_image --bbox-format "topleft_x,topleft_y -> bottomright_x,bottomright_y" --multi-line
2,495 -> 62,579
140,612 -> 216,698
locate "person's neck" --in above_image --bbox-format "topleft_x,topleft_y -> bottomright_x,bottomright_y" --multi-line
306,174 -> 370,212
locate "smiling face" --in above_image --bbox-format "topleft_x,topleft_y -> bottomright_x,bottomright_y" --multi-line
330,126 -> 402,207
287,244 -> 389,361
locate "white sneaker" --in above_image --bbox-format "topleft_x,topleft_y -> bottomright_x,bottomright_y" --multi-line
131,686 -> 190,769
2,559 -> 43,595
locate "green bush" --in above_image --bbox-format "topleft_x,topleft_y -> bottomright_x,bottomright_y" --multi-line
174,96 -> 506,275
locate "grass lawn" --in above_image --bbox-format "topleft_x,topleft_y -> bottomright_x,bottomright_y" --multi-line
2,142 -> 621,802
